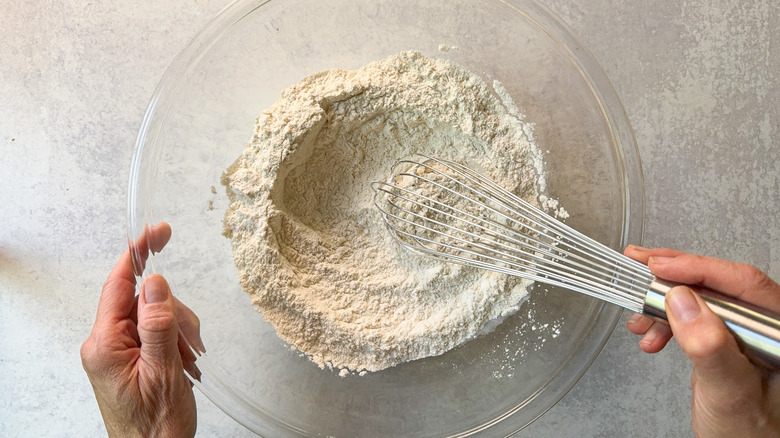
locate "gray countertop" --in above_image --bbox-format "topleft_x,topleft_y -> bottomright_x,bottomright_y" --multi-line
1,0 -> 777,436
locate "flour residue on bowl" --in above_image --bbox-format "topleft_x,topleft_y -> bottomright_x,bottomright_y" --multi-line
221,51 -> 546,374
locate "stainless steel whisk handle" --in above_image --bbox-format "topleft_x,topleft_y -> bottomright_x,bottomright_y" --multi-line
643,278 -> 780,370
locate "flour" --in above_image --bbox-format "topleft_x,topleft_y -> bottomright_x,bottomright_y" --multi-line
221,51 -> 546,374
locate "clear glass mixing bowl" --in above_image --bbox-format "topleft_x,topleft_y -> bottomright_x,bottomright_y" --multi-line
128,0 -> 644,435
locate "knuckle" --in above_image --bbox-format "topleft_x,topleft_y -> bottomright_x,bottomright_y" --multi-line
102,276 -> 130,294
704,329 -> 733,353
684,253 -> 708,269
80,337 -> 99,372
141,311 -> 177,334
79,338 -> 93,362
739,264 -> 774,290
685,324 -> 734,359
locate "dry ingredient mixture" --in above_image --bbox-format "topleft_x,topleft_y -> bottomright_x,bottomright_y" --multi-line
222,51 -> 547,375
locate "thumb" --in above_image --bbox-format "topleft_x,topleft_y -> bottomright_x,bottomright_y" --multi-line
137,274 -> 180,369
665,286 -> 758,396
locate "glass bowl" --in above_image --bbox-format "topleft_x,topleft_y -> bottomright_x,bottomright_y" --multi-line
128,0 -> 643,436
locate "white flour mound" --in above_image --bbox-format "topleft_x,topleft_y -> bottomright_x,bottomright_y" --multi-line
222,51 -> 544,374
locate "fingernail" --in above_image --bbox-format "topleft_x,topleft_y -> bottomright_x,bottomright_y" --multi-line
640,327 -> 658,345
628,244 -> 649,251
649,256 -> 675,265
666,286 -> 700,323
144,275 -> 169,304
193,338 -> 206,355
627,313 -> 643,324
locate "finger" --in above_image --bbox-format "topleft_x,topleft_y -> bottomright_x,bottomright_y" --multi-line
121,295 -> 143,347
95,249 -> 138,325
95,223 -> 172,325
638,321 -> 673,353
665,286 -> 761,399
128,222 -> 172,277
137,275 -> 181,370
175,297 -> 205,354
178,332 -> 202,382
626,313 -> 654,335
178,331 -> 197,364
182,355 -> 202,383
626,314 -> 673,353
623,245 -> 687,265
145,296 -> 205,355
177,330 -> 198,381
649,254 -> 780,313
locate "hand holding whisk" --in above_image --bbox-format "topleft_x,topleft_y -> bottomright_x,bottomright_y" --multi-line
372,156 -> 780,370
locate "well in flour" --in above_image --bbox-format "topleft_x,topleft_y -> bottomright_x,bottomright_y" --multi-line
221,51 -> 546,374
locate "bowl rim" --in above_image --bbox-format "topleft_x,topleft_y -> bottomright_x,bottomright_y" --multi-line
127,0 -> 645,435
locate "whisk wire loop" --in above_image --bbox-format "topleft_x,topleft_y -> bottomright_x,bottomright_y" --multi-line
373,156 -> 654,312
375,187 -> 644,309
377,180 -> 643,308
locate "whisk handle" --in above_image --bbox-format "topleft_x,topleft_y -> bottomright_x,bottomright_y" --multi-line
643,278 -> 780,370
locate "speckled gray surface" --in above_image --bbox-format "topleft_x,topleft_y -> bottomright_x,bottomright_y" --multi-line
1,0 -> 777,436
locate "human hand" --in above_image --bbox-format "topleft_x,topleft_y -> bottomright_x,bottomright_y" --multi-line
81,223 -> 204,438
624,245 -> 780,437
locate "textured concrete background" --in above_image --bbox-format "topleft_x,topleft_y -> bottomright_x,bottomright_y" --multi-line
1,0 -> 777,436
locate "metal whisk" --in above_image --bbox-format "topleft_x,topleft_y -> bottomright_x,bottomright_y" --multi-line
372,156 -> 780,369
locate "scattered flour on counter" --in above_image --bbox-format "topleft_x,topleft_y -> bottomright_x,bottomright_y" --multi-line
437,43 -> 458,52
221,51 -> 553,374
